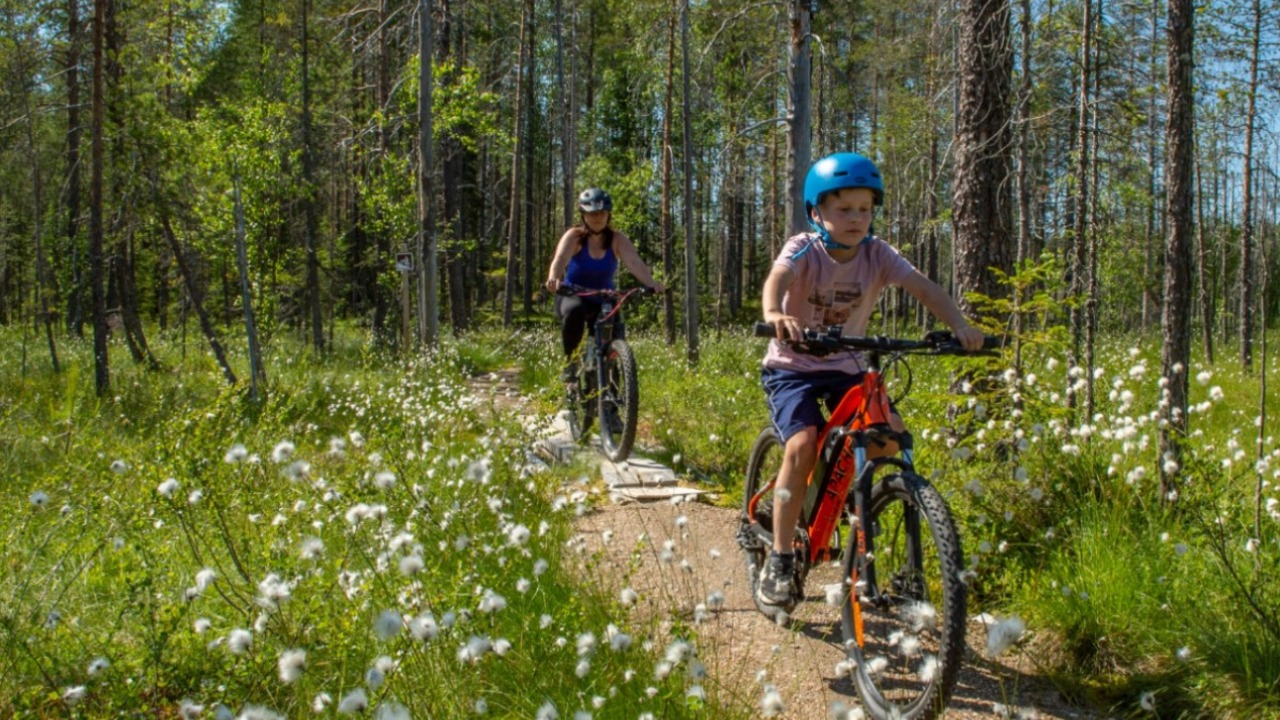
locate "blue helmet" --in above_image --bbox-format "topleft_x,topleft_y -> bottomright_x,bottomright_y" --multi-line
803,153 -> 883,248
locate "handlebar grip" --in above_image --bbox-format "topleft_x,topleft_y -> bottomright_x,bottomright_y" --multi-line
754,322 -> 777,338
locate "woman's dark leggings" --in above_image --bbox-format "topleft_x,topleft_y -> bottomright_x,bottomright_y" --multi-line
555,294 -> 601,358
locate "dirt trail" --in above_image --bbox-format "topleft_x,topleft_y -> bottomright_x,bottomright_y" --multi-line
574,500 -> 1098,720
469,370 -> 1097,719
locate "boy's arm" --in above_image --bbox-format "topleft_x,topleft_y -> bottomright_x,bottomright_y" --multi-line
762,265 -> 802,342
899,270 -> 984,350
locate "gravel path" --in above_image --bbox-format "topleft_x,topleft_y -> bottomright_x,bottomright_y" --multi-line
572,498 -> 1101,720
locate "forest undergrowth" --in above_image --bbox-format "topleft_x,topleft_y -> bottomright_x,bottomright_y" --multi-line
0,326 -> 741,719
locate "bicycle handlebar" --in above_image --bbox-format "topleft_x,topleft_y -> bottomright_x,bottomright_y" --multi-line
555,283 -> 658,298
753,322 -> 1004,355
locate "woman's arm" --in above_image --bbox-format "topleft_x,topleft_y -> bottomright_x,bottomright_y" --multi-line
613,232 -> 665,291
544,230 -> 578,292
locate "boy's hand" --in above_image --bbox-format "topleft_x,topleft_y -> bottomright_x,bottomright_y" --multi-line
765,313 -> 804,342
953,324 -> 984,351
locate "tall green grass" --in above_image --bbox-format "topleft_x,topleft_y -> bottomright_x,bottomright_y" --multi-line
0,327 -> 740,718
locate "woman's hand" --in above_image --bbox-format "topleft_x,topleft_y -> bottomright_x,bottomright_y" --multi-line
545,278 -> 561,293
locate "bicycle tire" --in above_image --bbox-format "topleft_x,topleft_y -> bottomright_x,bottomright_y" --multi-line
567,361 -> 594,442
840,472 -> 966,720
740,427 -> 801,616
598,339 -> 639,461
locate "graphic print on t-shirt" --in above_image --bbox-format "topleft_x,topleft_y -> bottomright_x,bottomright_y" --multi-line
806,281 -> 863,328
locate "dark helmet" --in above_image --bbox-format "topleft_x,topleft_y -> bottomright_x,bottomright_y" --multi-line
578,187 -> 613,213
803,153 -> 883,248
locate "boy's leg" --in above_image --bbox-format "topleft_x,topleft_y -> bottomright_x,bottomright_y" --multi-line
774,427 -> 817,554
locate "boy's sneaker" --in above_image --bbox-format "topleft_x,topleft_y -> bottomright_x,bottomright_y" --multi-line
757,552 -> 795,607
561,361 -> 579,384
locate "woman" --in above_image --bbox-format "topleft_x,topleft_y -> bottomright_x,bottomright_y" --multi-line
544,187 -> 664,382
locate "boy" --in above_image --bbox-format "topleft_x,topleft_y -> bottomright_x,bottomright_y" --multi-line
757,152 -> 984,607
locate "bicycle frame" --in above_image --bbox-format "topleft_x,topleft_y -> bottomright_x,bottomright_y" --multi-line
747,349 -> 911,565
562,285 -> 640,392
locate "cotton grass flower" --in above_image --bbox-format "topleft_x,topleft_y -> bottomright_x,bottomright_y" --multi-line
407,613 -> 439,641
457,636 -> 492,664
1139,690 -> 1157,712
338,689 -> 368,714
761,685 -> 786,717
271,441 -> 295,464
278,649 -> 306,684
227,628 -> 253,655
158,478 -> 180,498
29,490 -> 49,508
398,554 -> 424,576
61,685 -> 87,706
374,610 -> 403,640
179,700 -> 205,719
374,702 -> 410,720
225,444 -> 249,463
535,701 -> 559,720
87,657 -> 109,676
985,616 -> 1025,657
374,470 -> 396,489
299,537 -> 325,561
312,693 -> 332,713
257,573 -> 292,609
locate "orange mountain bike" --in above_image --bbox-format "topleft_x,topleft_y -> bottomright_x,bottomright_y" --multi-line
738,323 -> 1001,720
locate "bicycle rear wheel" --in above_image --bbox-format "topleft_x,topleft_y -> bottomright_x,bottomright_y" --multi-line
840,472 -> 966,720
598,339 -> 638,461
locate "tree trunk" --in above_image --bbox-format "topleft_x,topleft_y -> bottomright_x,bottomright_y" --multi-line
1159,0 -> 1195,500
555,0 -> 574,230
301,0 -> 324,353
66,0 -> 85,337
1195,153 -> 1214,364
1068,0 -> 1091,413
1238,0 -> 1260,370
418,0 -> 439,346
520,0 -> 536,319
786,0 -> 812,235
90,0 -> 110,395
680,0 -> 700,363
952,0 -> 1014,313
158,201 -> 236,385
19,47 -> 60,372
660,2 -> 677,345
502,0 -> 528,328
234,170 -> 266,400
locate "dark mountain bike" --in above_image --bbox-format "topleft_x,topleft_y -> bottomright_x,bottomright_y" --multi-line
556,284 -> 655,462
738,323 -> 1003,720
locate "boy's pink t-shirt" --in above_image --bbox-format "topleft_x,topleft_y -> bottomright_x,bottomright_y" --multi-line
763,233 -> 917,374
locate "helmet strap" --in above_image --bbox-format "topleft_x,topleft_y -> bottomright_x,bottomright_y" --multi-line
808,208 -> 856,250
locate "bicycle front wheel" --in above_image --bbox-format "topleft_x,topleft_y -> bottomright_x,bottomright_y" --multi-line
840,472 -> 966,720
598,339 -> 638,461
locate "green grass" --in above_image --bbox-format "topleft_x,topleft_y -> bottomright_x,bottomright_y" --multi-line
0,326 -> 743,718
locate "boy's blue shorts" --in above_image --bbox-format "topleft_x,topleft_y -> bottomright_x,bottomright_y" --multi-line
761,367 -> 865,442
